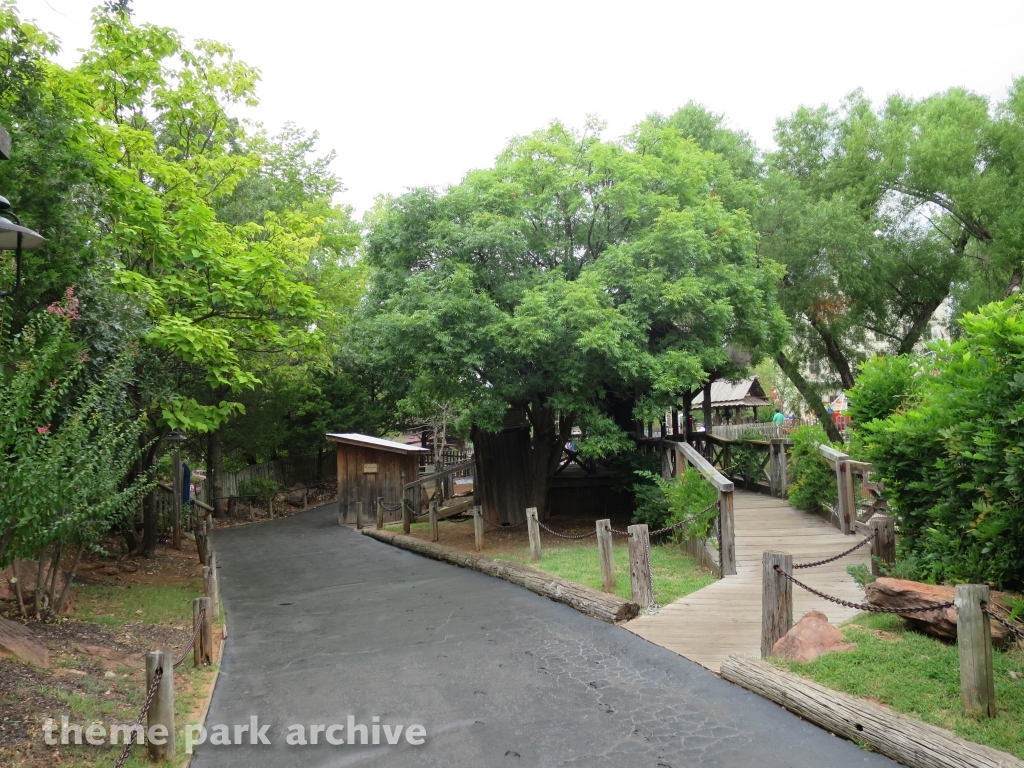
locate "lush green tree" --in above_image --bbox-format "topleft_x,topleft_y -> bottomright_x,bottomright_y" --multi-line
361,119 -> 785,521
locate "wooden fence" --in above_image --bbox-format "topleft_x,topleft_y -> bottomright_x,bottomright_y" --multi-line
400,458 -> 476,533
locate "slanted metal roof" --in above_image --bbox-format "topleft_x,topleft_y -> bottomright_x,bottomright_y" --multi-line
691,377 -> 771,409
326,433 -> 430,454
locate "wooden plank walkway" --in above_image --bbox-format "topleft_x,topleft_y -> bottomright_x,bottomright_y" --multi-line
625,490 -> 871,672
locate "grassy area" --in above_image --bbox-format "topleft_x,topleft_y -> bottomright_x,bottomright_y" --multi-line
73,577 -> 206,626
388,520 -> 715,606
779,612 -> 1024,759
496,541 -> 715,606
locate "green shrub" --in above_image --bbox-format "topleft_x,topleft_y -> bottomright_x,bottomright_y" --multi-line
238,475 -> 281,510
862,297 -> 1024,589
786,425 -> 838,515
633,467 -> 718,538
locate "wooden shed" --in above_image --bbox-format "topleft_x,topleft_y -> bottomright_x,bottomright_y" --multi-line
327,433 -> 428,525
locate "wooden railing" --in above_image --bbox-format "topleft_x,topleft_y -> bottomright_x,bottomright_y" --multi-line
661,440 -> 736,576
402,459 -> 475,531
694,433 -> 791,499
817,445 -> 886,535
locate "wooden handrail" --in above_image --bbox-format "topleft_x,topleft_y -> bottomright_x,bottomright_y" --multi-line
818,444 -> 849,465
403,459 -> 475,490
665,440 -> 736,576
672,441 -> 734,492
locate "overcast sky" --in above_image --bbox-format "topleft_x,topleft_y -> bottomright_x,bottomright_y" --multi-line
16,0 -> 1024,215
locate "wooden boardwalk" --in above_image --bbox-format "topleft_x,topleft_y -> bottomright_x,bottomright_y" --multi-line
625,490 -> 871,672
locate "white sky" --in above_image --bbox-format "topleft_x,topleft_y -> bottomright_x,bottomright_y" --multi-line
15,0 -> 1024,215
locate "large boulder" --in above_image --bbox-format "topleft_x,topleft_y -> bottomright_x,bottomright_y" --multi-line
864,577 -> 1015,646
772,610 -> 856,663
0,616 -> 49,667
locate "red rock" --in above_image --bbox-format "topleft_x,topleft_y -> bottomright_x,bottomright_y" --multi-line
772,610 -> 857,663
0,616 -> 50,667
864,577 -> 1014,647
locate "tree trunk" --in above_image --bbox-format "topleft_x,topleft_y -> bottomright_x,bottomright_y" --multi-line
208,429 -> 227,517
807,318 -> 856,390
523,402 -> 569,521
142,488 -> 158,557
473,424 -> 532,526
775,351 -> 844,443
896,297 -> 946,355
45,542 -> 84,620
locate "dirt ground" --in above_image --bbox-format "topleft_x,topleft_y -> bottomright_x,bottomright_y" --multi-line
0,539 -> 219,767
209,480 -> 338,530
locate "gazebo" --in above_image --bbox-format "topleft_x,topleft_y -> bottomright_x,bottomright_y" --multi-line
691,377 -> 772,424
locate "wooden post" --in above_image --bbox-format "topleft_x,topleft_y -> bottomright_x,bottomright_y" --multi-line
837,459 -> 855,534
208,552 -> 220,621
303,487 -> 308,509
203,566 -> 219,623
526,507 -> 541,561
268,493 -> 274,520
627,524 -> 654,609
353,501 -> 362,530
761,550 -> 793,658
671,407 -> 679,437
661,442 -> 672,481
718,488 -> 736,576
172,450 -> 182,550
145,649 -> 175,759
376,497 -> 384,530
597,519 -> 616,593
429,500 -> 438,542
868,515 -> 895,577
402,495 -> 411,534
956,584 -> 996,717
702,380 -> 714,436
473,505 -> 484,552
192,597 -> 212,666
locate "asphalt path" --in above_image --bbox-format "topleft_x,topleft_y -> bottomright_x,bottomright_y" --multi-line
192,503 -> 896,767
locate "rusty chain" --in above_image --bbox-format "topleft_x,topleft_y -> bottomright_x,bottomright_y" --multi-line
605,525 -> 633,537
773,565 -> 954,614
649,501 -> 720,537
987,609 -> 1024,645
793,530 -> 877,570
536,520 -> 598,539
112,665 -> 163,768
173,607 -> 206,669
381,501 -> 404,512
482,517 -> 527,529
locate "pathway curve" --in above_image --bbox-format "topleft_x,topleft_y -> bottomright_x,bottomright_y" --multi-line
193,502 -> 893,767
626,490 -> 872,672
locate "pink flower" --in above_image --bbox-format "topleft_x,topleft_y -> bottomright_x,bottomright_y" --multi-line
37,425 -> 49,434
65,288 -> 74,297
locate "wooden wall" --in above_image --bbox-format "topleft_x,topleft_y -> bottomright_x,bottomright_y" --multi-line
336,445 -> 419,525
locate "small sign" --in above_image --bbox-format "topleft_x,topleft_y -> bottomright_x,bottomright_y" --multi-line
363,463 -> 378,474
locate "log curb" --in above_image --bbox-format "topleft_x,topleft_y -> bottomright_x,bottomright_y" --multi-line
720,655 -> 1024,768
362,529 -> 639,623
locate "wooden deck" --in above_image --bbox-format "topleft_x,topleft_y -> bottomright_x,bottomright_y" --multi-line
625,490 -> 871,672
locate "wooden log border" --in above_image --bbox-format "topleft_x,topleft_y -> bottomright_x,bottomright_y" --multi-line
362,529 -> 639,623
720,655 -> 1024,768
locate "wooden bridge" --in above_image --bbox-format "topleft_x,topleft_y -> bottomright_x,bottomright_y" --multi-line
625,442 -> 873,673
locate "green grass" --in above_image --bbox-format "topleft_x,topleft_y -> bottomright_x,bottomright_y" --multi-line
780,612 -> 1024,759
495,541 -> 714,606
387,520 -> 715,605
72,578 -> 205,626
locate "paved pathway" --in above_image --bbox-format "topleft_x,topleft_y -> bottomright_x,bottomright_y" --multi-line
193,502 -> 894,767
626,490 -> 873,671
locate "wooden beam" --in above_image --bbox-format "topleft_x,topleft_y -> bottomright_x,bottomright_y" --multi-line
672,441 -> 733,492
403,459 -> 475,489
721,655 -> 1023,768
0,125 -> 10,160
363,529 -> 639,622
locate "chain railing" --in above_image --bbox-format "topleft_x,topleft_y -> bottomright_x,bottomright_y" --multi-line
112,666 -> 163,768
536,520 -> 598,539
173,607 -> 205,669
792,529 -> 877,570
773,564 -> 954,614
